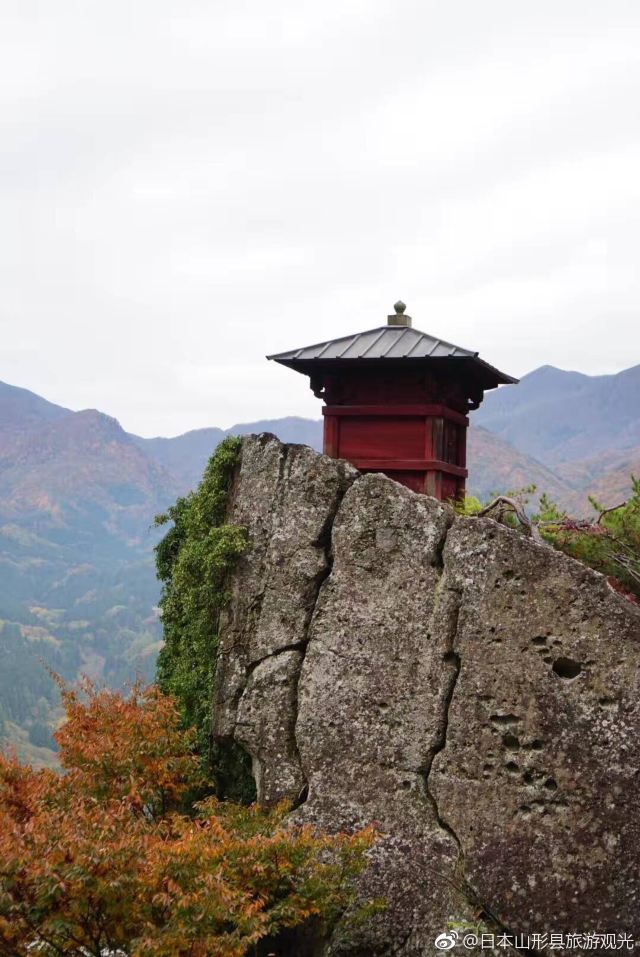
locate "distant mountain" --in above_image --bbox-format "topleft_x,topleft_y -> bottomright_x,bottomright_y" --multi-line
476,364 -> 640,466
132,428 -> 225,489
1,366 -> 639,764
575,454 -> 640,509
0,381 -> 69,437
555,446 -> 640,507
466,426 -> 576,505
133,417 -> 322,491
0,409 -> 178,546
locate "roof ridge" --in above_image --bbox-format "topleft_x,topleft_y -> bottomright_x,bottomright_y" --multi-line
267,325 -> 395,360
267,324 -> 478,362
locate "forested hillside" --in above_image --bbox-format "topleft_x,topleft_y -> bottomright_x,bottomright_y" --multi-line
0,389 -> 176,764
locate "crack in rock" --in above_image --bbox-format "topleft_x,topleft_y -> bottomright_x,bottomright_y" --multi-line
420,571 -> 465,855
213,434 -> 358,806
288,516 -> 340,808
421,532 -> 539,956
244,639 -> 309,678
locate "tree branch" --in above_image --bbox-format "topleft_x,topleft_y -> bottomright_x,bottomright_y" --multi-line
596,502 -> 627,524
477,497 -> 543,543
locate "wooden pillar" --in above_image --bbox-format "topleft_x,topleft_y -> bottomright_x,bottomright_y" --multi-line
457,421 -> 468,499
323,414 -> 338,457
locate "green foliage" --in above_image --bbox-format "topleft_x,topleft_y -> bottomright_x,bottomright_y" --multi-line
533,491 -> 567,523
538,478 -> 640,601
471,479 -> 640,602
454,494 -> 483,516
155,437 -> 254,799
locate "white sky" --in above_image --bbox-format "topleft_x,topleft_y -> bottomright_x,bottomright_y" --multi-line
1,0 -> 639,436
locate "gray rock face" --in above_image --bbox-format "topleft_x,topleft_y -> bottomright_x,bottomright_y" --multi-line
431,519 -> 640,935
213,434 -> 358,805
213,435 -> 640,955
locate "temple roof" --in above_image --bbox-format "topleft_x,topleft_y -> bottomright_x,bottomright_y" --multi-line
268,315 -> 517,388
269,324 -> 475,362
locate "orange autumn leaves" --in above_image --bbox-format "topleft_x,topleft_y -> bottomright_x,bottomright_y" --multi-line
0,680 -> 373,957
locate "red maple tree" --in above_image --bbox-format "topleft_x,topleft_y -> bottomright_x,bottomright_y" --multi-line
0,680 -> 373,957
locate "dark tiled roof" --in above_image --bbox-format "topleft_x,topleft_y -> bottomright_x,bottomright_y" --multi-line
268,324 -> 517,385
268,325 -> 476,361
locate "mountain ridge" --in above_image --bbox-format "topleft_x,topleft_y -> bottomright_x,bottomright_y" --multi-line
476,362 -> 640,466
0,380 -> 71,437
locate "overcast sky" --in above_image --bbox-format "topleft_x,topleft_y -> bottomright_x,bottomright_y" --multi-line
1,1 -> 639,436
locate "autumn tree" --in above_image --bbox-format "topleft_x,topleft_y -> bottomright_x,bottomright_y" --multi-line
0,679 -> 373,957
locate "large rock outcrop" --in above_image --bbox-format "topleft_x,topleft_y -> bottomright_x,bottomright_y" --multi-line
213,435 -> 640,956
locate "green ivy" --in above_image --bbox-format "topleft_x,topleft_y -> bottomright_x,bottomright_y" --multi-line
154,437 -> 255,801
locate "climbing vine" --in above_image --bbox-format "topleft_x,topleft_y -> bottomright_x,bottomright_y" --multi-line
155,437 -> 254,799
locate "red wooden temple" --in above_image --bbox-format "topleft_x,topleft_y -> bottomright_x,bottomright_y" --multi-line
268,302 -> 517,501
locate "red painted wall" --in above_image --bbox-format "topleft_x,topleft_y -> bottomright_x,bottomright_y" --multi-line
338,416 -> 425,461
317,367 -> 471,501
